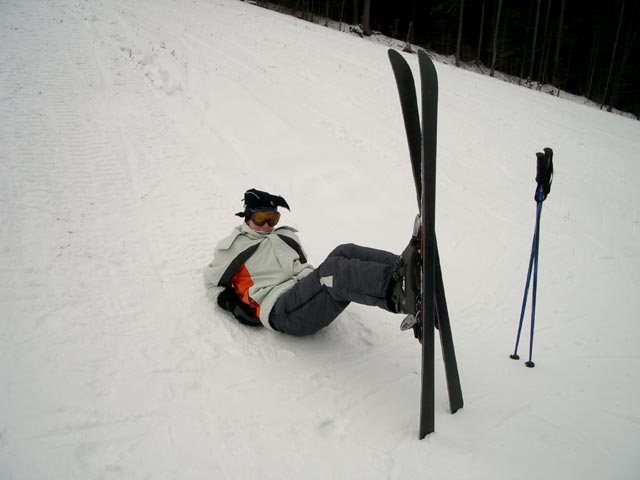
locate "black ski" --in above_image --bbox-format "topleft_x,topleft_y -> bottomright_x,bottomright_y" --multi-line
418,49 -> 438,439
388,48 -> 463,439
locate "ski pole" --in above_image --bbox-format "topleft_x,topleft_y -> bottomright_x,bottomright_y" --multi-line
525,196 -> 543,367
511,196 -> 541,365
510,149 -> 553,367
510,212 -> 537,361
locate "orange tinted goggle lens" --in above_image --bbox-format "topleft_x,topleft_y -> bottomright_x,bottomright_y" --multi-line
251,210 -> 280,226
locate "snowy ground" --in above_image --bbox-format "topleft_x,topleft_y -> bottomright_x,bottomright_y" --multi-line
1,0 -> 640,478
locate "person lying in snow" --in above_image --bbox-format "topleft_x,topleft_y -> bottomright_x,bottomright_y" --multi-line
204,188 -> 413,336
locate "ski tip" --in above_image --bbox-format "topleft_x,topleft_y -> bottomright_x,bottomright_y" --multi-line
418,49 -> 436,69
387,48 -> 403,62
417,48 -> 434,60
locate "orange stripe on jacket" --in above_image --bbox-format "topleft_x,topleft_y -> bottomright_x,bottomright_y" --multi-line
231,264 -> 261,318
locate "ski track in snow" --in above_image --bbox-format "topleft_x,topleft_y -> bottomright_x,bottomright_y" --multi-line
1,0 -> 640,478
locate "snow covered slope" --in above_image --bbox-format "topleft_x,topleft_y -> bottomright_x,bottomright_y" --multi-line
1,0 -> 639,478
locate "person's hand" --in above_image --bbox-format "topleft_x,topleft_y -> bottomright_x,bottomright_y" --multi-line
217,287 -> 262,327
216,286 -> 237,311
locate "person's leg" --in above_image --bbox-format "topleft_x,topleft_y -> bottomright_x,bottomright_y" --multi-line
315,251 -> 395,309
269,269 -> 349,336
327,243 -> 398,267
269,244 -> 400,336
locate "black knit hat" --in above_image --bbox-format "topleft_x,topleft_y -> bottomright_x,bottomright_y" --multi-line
235,188 -> 290,219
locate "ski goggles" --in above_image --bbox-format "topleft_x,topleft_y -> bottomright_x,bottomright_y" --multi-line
250,209 -> 281,227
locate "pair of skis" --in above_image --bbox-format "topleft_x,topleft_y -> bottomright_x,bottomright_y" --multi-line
388,49 -> 463,438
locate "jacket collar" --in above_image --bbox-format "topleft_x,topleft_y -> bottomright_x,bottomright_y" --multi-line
240,222 -> 270,239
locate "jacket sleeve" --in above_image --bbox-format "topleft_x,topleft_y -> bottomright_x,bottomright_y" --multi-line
203,253 -> 230,303
203,228 -> 241,302
204,251 -> 262,327
203,228 -> 263,326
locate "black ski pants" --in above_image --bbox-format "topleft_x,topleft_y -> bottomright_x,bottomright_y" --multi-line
269,243 -> 398,336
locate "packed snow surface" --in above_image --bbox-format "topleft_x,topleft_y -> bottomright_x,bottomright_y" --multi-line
1,0 -> 639,478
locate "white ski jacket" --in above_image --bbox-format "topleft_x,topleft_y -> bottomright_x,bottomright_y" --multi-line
203,223 -> 314,329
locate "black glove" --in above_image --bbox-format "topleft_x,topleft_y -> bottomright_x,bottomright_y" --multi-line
217,286 -> 238,311
217,287 -> 262,327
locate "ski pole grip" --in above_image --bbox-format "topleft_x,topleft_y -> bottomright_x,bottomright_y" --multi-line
535,147 -> 553,202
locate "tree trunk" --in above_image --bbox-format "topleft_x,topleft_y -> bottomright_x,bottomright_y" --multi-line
519,1 -> 535,83
490,0 -> 503,77
476,0 -> 485,63
528,0 -> 542,82
456,0 -> 464,67
362,0 -> 372,36
551,0 -> 566,93
406,21 -> 414,44
538,0 -> 552,87
585,27 -> 601,99
325,0 -> 329,27
609,3 -> 638,111
602,0 -> 625,108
